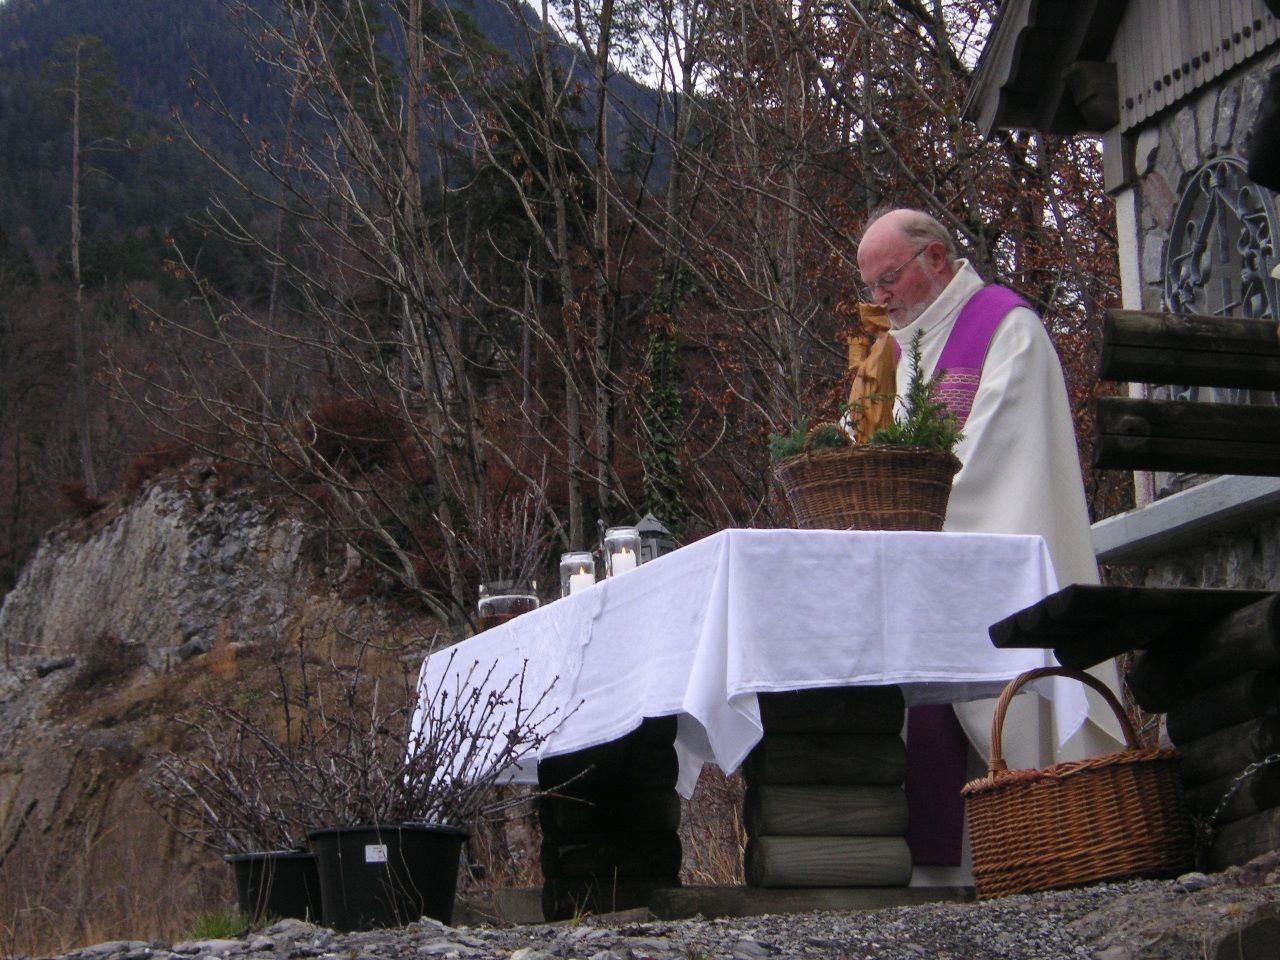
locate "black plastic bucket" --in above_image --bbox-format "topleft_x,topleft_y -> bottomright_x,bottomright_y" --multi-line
308,823 -> 467,931
224,850 -> 322,922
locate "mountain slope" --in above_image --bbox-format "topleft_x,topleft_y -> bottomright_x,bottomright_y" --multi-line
0,0 -> 666,254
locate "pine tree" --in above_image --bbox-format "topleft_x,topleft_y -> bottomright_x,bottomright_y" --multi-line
41,34 -> 130,497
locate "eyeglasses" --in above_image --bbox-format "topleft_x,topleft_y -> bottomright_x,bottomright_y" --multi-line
861,244 -> 931,295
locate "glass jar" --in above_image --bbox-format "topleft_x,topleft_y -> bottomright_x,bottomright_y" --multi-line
558,551 -> 597,597
476,579 -> 539,631
603,526 -> 641,577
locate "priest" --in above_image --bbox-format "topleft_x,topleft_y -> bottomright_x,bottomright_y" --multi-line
855,207 -> 1126,877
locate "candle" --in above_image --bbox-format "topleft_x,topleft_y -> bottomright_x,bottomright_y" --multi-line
569,566 -> 594,594
602,526 -> 641,578
610,547 -> 637,576
559,550 -> 596,598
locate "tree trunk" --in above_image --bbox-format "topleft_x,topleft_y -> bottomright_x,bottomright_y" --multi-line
590,0 -> 616,524
69,39 -> 96,498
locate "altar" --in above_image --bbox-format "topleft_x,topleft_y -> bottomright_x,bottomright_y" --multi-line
412,527 -> 1085,796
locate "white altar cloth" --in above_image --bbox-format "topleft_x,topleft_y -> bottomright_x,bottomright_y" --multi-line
412,528 -> 1082,796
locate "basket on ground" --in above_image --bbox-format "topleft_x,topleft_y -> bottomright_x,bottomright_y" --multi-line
773,445 -> 961,531
962,666 -> 1193,899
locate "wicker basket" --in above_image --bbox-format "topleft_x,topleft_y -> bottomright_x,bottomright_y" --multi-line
773,445 -> 961,531
962,666 -> 1194,899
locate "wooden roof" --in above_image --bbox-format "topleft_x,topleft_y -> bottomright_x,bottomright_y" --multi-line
964,0 -> 1280,137
963,0 -> 1128,137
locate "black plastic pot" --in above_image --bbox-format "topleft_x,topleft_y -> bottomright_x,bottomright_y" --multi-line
307,823 -> 467,931
224,850 -> 322,922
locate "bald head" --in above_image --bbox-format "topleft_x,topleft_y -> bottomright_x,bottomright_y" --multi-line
856,209 -> 959,328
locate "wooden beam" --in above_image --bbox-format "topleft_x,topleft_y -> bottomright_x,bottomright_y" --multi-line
1100,310 -> 1280,389
744,836 -> 912,887
1127,596 -> 1280,711
539,790 -> 681,834
1207,805 -> 1280,872
1165,670 -> 1280,745
742,733 -> 907,786
1064,61 -> 1119,129
1185,761 -> 1280,827
743,785 -> 908,837
758,686 -> 905,735
1094,398 -> 1280,474
538,716 -> 679,795
540,831 -> 682,879
988,584 -> 1273,669
538,743 -> 679,795
1169,714 -> 1280,787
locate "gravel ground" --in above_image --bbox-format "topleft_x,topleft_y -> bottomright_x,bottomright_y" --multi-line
41,867 -> 1280,960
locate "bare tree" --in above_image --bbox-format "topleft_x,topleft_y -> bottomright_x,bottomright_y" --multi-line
114,0 -> 1124,625
43,34 -> 130,498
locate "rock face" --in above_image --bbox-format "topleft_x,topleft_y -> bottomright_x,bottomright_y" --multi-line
0,470 -> 432,950
0,479 -> 311,663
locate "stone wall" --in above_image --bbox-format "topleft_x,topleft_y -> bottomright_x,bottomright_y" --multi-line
1112,50 -> 1280,588
1119,515 -> 1280,590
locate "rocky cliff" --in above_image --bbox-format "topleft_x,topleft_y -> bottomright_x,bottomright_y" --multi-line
0,467 -> 435,951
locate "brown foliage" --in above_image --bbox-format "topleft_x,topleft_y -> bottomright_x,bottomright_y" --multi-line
57,481 -> 107,518
124,439 -> 197,494
301,398 -> 411,474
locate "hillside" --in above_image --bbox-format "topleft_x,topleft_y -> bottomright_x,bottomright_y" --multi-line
0,0 -> 276,247
0,0 -> 276,123
0,0 -> 664,253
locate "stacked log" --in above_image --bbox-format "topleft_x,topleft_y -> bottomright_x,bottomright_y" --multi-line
1127,595 -> 1280,871
536,716 -> 682,920
741,686 -> 911,887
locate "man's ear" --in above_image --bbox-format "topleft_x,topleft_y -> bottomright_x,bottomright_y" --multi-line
922,241 -> 947,272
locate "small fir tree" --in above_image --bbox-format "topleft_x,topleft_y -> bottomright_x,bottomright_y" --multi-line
869,331 -> 963,453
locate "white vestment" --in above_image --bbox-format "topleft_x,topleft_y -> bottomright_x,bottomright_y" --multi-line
890,261 -> 1125,770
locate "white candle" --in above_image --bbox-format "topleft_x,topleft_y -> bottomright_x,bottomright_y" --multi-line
611,548 -> 637,576
569,567 -> 595,594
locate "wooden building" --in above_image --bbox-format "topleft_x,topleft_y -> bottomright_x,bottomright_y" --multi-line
967,0 -> 1280,870
965,0 -> 1280,592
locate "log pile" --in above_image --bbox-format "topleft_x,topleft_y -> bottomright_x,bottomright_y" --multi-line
741,686 -> 911,887
536,716 -> 682,920
1094,309 -> 1280,475
1127,595 -> 1280,870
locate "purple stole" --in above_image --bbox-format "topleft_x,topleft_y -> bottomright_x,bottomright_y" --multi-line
901,284 -> 1027,867
890,284 -> 1027,431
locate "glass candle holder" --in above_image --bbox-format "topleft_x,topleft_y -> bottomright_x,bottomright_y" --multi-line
476,579 -> 539,631
603,526 -> 641,577
559,551 -> 597,597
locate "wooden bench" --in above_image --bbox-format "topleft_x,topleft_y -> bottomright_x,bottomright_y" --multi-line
991,308 -> 1280,871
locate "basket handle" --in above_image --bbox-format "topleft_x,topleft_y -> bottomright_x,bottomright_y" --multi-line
986,665 -> 1139,776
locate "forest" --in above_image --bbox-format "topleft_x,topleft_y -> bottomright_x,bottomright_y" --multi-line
0,0 -> 1127,628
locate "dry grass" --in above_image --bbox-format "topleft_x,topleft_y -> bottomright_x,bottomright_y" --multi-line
680,766 -> 747,886
0,814 -> 231,956
1,765 -> 753,954
459,788 -> 544,892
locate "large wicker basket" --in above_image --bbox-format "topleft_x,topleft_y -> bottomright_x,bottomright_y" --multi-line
962,666 -> 1194,899
773,445 -> 961,531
